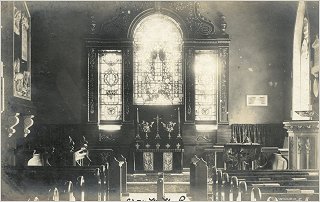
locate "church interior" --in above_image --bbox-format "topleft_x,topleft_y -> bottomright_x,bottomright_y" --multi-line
1,1 -> 319,201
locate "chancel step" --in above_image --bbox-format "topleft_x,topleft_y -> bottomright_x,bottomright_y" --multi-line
127,173 -> 190,182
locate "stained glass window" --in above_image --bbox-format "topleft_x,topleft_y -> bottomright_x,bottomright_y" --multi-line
99,50 -> 122,121
133,14 -> 183,105
194,50 -> 218,121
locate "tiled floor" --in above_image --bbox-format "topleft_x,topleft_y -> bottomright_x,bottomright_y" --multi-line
123,193 -> 190,201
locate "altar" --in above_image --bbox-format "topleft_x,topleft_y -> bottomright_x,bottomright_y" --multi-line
133,148 -> 184,172
133,107 -> 184,173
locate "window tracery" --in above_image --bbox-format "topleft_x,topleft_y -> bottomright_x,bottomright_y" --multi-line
99,50 -> 123,121
133,14 -> 183,105
194,50 -> 218,121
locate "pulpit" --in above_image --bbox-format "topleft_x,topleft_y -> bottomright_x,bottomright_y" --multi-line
284,121 -> 319,169
223,143 -> 261,170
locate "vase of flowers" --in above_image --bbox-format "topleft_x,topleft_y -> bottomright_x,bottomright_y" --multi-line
140,121 -> 154,139
161,121 -> 176,139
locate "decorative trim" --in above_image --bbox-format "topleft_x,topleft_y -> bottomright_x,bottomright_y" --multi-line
123,48 -> 132,123
297,137 -> 302,154
283,121 -> 319,132
288,136 -> 294,168
305,138 -> 311,154
90,15 -> 97,34
8,113 -> 20,137
23,115 -> 34,137
88,2 -> 228,40
13,3 -> 32,100
100,151 -> 112,164
219,15 -> 227,35
100,2 -> 153,38
185,48 -> 194,122
196,135 -> 210,142
99,133 -> 116,142
88,48 -> 97,122
185,2 -> 216,38
218,47 -> 229,124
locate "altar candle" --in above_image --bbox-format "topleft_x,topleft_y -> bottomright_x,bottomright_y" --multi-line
136,108 -> 139,123
178,107 -> 180,123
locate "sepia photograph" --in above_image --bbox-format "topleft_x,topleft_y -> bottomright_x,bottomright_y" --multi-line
0,0 -> 319,201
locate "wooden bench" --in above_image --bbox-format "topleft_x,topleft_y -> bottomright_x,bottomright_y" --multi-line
209,163 -> 319,201
221,169 -> 319,201
3,166 -> 104,201
251,187 -> 319,201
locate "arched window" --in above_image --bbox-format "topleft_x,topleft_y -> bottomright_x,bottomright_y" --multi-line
292,1 -> 312,120
133,14 -> 183,105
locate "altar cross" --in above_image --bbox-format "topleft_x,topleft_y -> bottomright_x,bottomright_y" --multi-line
153,114 -> 162,139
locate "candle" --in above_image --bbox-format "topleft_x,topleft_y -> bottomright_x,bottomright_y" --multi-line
178,107 -> 180,123
136,108 -> 139,123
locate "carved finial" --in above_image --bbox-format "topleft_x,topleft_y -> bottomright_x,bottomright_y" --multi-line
23,115 -> 34,137
90,15 -> 97,34
8,113 -> 20,137
220,15 -> 227,34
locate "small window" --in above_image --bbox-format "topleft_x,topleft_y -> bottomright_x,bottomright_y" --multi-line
98,50 -> 122,121
194,50 -> 218,121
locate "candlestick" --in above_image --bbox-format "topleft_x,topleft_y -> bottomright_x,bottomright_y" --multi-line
136,108 -> 139,123
136,108 -> 140,139
177,107 -> 181,139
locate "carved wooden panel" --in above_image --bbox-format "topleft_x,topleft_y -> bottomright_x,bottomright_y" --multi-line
87,48 -> 98,123
185,48 -> 195,122
123,48 -> 133,123
13,2 -> 32,100
218,47 -> 229,124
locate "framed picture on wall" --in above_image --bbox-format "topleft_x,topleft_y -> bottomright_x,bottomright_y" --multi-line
13,2 -> 31,100
247,95 -> 268,106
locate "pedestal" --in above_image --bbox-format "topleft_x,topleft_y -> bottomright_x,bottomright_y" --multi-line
284,121 -> 319,169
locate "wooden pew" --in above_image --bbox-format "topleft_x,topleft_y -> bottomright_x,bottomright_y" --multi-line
212,167 -> 218,201
251,187 -> 319,201
212,166 -> 319,201
119,155 -> 128,196
3,166 -> 104,201
226,169 -> 319,201
189,155 -> 200,199
48,187 -> 59,201
109,157 -> 122,201
223,173 -> 231,201
189,155 -> 208,201
231,176 -> 239,201
217,169 -> 223,201
239,181 -> 248,201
